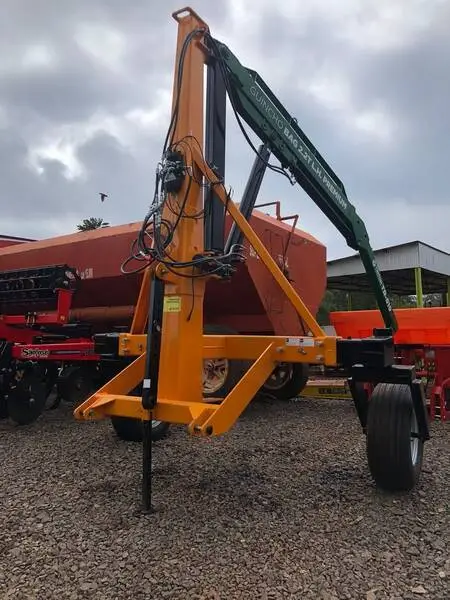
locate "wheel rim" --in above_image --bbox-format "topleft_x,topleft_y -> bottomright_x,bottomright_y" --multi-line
203,358 -> 229,394
410,408 -> 420,466
263,363 -> 293,390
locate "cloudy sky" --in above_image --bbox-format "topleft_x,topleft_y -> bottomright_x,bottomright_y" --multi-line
1,0 -> 449,260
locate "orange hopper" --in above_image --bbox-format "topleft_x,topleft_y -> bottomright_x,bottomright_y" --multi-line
0,208 -> 327,336
331,307 -> 450,346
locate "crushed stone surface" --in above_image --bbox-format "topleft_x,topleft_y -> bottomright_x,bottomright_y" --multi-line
0,397 -> 449,600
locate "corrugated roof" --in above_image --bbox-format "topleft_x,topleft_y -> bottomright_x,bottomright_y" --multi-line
327,240 -> 450,295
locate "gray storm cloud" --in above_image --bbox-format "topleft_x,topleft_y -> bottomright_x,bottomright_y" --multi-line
0,0 -> 448,258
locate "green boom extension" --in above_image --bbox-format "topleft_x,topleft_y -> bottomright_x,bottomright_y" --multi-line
206,35 -> 397,332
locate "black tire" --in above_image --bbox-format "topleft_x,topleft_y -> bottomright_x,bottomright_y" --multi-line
203,324 -> 244,399
111,382 -> 170,442
57,365 -> 97,405
111,416 -> 169,442
0,393 -> 8,419
260,362 -> 309,400
366,382 -> 424,492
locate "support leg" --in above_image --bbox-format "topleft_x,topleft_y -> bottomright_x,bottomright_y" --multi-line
141,274 -> 165,513
142,417 -> 154,513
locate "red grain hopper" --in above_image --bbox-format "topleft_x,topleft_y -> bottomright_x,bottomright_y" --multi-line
0,208 -> 326,336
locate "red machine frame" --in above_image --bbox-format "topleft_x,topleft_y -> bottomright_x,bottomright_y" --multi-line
0,285 -> 100,360
396,345 -> 450,421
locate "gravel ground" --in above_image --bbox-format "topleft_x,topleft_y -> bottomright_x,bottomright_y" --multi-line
0,396 -> 448,600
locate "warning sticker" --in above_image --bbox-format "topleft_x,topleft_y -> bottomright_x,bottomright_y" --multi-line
285,337 -> 315,347
164,296 -> 182,313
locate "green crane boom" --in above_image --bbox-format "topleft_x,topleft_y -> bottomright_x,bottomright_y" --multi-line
206,35 -> 397,333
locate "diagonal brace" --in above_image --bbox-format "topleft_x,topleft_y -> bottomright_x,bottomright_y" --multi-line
189,342 -> 277,436
190,144 -> 324,338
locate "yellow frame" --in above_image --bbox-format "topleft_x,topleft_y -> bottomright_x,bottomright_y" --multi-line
73,6 -> 340,436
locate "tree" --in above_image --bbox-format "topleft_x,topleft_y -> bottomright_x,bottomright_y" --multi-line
316,288 -> 417,325
76,217 -> 110,232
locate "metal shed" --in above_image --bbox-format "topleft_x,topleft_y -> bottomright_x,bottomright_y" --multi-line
327,241 -> 450,307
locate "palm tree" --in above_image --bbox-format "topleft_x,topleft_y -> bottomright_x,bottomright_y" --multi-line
76,217 -> 110,232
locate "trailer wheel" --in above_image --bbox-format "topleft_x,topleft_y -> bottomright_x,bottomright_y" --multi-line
110,382 -> 170,443
366,382 -> 424,492
260,362 -> 309,400
111,417 -> 170,443
203,324 -> 243,399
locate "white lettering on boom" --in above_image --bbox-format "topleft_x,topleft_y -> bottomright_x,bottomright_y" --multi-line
249,84 -> 348,211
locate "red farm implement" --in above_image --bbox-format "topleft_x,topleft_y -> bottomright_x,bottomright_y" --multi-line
331,308 -> 450,421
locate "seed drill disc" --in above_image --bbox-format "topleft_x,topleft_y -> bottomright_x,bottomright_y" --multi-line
0,392 -> 8,419
7,370 -> 47,425
57,365 -> 95,405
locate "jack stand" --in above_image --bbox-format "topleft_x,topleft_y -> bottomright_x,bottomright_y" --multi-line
141,273 -> 165,514
142,417 -> 155,514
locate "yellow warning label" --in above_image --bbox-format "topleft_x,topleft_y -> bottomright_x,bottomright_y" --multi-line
164,296 -> 182,313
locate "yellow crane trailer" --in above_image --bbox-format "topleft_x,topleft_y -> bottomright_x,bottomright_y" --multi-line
74,7 -> 430,512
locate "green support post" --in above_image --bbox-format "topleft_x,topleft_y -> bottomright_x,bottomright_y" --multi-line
414,267 -> 423,308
